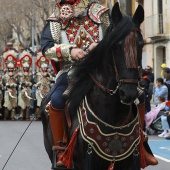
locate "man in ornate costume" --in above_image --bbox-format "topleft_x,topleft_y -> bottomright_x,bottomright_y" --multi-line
41,0 -> 157,167
0,74 -> 3,117
41,0 -> 110,165
35,52 -> 52,120
17,50 -> 33,120
2,49 -> 18,120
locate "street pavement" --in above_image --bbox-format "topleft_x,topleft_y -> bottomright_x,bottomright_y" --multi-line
0,121 -> 51,170
0,121 -> 170,170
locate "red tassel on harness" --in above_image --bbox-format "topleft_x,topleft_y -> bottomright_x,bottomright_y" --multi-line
108,162 -> 114,170
58,127 -> 79,168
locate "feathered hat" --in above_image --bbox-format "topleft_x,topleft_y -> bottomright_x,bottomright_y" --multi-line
18,50 -> 32,69
36,52 -> 50,71
3,50 -> 18,69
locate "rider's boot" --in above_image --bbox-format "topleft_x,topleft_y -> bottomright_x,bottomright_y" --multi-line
49,104 -> 67,167
3,108 -> 9,120
11,108 -> 15,120
26,108 -> 30,121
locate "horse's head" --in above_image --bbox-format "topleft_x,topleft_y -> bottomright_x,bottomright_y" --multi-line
108,3 -> 144,104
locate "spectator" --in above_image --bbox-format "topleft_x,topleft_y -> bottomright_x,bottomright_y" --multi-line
153,77 -> 168,106
158,112 -> 170,138
165,115 -> 170,139
162,67 -> 170,81
145,96 -> 166,129
145,66 -> 154,83
162,67 -> 170,99
143,68 -> 153,112
161,63 -> 166,77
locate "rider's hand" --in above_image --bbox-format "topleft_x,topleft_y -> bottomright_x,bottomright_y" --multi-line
87,42 -> 98,52
71,48 -> 87,61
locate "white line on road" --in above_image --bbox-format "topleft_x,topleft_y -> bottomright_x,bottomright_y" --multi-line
154,154 -> 170,162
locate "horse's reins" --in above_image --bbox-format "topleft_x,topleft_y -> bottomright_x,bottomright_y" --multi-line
90,73 -> 139,95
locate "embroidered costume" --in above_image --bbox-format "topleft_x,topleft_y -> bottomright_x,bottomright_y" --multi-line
35,52 -> 51,120
2,49 -> 18,120
40,0 -> 110,166
17,50 -> 33,120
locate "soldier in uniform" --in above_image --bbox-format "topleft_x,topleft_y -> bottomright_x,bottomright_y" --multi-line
17,50 -> 33,120
35,52 -> 52,120
41,0 -> 110,166
2,49 -> 18,120
0,74 -> 3,117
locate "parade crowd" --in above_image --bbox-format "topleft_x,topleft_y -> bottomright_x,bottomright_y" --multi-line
143,64 -> 170,140
0,43 -> 56,121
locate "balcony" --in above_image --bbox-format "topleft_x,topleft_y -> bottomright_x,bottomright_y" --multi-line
145,14 -> 170,39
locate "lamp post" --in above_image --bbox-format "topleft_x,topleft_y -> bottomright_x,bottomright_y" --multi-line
31,1 -> 35,73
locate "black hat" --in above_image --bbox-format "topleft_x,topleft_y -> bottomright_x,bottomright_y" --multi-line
163,67 -> 170,73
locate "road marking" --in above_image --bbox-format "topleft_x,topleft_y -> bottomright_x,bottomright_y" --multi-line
149,140 -> 170,161
154,154 -> 170,162
160,146 -> 170,151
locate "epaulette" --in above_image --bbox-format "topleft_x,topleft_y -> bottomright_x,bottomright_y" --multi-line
88,3 -> 109,24
47,13 -> 58,21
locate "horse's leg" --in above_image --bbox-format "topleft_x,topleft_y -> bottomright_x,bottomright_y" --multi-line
41,104 -> 54,163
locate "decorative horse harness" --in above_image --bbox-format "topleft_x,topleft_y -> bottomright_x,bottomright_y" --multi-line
77,96 -> 140,162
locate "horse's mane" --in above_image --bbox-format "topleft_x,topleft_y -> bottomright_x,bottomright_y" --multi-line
67,14 -> 137,113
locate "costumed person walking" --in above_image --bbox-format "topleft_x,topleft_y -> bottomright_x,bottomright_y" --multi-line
35,52 -> 51,120
0,74 -> 3,117
17,50 -> 33,120
2,48 -> 18,120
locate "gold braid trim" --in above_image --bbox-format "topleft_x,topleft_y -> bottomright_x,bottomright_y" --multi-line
100,11 -> 110,36
50,21 -> 61,44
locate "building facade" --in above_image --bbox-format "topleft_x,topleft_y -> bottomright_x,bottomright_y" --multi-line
136,0 -> 170,79
112,0 -> 170,79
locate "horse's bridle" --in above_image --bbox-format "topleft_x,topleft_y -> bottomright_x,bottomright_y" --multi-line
89,28 -> 142,95
90,74 -> 139,95
90,51 -> 141,95
90,50 -> 141,95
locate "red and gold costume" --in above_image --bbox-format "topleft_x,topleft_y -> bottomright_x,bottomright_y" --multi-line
2,49 -> 18,120
17,50 -> 33,120
35,52 -> 51,120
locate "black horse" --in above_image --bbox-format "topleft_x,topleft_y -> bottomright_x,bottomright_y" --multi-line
42,3 -> 144,170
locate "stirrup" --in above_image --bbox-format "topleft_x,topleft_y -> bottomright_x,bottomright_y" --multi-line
52,146 -> 75,170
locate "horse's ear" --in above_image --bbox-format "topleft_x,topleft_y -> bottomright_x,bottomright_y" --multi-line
111,2 -> 122,26
133,5 -> 144,27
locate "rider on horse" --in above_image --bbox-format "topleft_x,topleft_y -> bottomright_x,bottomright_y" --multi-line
41,0 -> 157,168
41,0 -> 110,166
